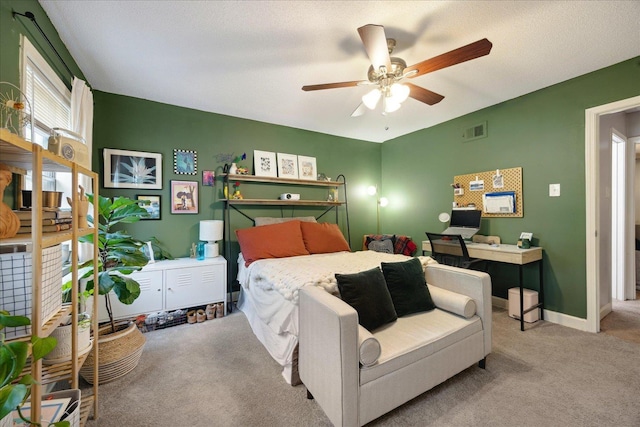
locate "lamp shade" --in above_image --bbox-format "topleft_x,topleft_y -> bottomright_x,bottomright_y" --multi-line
200,220 -> 224,258
200,220 -> 224,242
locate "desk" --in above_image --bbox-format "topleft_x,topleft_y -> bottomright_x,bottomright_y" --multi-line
422,241 -> 543,331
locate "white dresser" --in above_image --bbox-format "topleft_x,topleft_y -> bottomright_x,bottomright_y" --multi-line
97,256 -> 227,322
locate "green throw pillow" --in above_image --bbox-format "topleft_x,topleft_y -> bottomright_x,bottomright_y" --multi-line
336,267 -> 397,331
381,258 -> 436,316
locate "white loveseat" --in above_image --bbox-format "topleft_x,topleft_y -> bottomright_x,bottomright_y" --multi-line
299,264 -> 492,426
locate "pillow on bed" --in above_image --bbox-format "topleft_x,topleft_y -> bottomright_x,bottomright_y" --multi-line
236,220 -> 309,266
254,216 -> 317,226
300,222 -> 351,254
381,257 -> 436,317
367,239 -> 394,254
336,267 -> 397,331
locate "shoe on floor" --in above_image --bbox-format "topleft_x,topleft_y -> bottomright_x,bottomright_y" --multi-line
216,302 -> 224,318
205,304 -> 215,320
187,310 -> 197,324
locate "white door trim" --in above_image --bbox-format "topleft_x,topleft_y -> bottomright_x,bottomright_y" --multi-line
585,95 -> 640,333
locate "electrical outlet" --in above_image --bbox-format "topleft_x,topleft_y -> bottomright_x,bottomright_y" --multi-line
549,183 -> 561,197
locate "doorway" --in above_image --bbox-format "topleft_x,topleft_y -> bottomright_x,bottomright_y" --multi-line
585,95 -> 640,333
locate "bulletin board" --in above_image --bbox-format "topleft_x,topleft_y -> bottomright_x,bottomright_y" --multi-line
453,167 -> 523,217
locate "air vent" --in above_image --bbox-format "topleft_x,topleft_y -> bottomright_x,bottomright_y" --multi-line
462,121 -> 487,141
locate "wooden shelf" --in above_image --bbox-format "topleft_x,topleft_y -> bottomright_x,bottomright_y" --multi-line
79,394 -> 95,425
2,128 -> 100,426
225,198 -> 344,206
223,173 -> 343,187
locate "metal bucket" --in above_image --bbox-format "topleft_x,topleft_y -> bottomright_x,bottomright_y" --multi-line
21,190 -> 63,208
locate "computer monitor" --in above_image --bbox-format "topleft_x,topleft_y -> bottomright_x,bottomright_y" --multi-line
449,209 -> 482,228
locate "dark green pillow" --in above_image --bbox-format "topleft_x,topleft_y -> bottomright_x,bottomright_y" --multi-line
381,258 -> 436,316
336,267 -> 397,331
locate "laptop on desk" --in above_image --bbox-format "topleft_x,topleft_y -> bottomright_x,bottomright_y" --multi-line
441,209 -> 482,240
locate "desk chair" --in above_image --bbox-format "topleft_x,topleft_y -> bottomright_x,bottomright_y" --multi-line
425,232 -> 485,270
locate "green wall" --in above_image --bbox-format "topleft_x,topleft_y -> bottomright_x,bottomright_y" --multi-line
3,0 -> 640,319
381,57 -> 640,318
0,0 -> 85,87
93,92 -> 381,265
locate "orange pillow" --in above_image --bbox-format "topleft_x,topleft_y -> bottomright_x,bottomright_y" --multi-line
300,222 -> 351,254
236,220 -> 309,266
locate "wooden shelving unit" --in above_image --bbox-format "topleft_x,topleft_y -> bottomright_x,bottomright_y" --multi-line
0,128 -> 99,425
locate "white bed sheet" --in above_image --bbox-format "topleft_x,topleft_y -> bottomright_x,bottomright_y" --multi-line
236,251 -> 435,384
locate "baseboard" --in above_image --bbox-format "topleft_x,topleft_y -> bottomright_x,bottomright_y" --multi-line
492,296 -> 589,331
600,302 -> 612,320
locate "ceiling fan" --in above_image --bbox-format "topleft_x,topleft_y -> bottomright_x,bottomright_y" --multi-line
302,24 -> 492,116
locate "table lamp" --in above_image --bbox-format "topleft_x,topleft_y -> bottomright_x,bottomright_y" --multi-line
199,220 -> 224,258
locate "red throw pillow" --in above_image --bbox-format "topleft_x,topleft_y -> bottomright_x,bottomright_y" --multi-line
236,220 -> 309,266
300,222 -> 351,254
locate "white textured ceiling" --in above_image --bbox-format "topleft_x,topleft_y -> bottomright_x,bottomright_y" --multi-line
39,1 -> 640,143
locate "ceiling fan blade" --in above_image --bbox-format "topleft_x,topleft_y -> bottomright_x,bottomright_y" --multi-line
351,103 -> 366,117
404,38 -> 493,78
405,82 -> 445,105
302,80 -> 365,91
357,24 -> 392,72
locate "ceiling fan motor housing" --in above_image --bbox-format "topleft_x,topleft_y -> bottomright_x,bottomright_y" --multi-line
367,57 -> 407,83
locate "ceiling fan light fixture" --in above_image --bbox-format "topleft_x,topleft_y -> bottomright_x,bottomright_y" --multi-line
389,83 -> 410,103
362,88 -> 381,110
383,97 -> 401,114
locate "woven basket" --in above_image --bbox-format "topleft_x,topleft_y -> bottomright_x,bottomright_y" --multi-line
80,322 -> 145,385
44,322 -> 91,362
0,413 -> 11,427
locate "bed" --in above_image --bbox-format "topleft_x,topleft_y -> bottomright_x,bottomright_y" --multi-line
234,218 -> 431,384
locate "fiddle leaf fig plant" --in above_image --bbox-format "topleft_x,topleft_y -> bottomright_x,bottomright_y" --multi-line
70,193 -> 151,333
0,311 -> 69,426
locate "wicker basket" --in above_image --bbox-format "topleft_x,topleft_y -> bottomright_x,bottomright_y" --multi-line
80,322 -> 145,385
44,321 -> 91,362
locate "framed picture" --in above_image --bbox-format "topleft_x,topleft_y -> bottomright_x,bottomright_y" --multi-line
136,195 -> 161,220
103,148 -> 162,189
170,180 -> 198,214
297,155 -> 317,180
254,150 -> 277,177
174,149 -> 197,175
276,153 -> 298,179
203,170 -> 215,186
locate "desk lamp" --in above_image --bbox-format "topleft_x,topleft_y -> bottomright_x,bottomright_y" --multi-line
199,220 -> 224,257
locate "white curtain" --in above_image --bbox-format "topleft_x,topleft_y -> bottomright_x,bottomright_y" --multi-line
71,77 -> 94,262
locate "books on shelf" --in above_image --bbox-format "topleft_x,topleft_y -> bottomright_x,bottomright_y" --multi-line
18,217 -> 73,226
13,209 -> 72,220
17,223 -> 72,234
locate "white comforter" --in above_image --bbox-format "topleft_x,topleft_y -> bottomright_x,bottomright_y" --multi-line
238,251 -> 434,304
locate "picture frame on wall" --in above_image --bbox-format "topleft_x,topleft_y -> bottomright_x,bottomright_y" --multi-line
276,153 -> 299,179
202,170 -> 215,186
136,195 -> 161,220
103,148 -> 162,189
297,155 -> 317,180
170,180 -> 199,214
254,150 -> 277,177
174,149 -> 197,175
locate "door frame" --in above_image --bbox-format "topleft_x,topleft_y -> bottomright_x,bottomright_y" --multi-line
585,95 -> 640,333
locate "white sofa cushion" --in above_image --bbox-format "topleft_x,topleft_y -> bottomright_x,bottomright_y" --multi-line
428,284 -> 476,318
360,309 -> 482,385
358,325 -> 381,366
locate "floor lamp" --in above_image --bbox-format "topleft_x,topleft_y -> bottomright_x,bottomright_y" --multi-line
368,186 -> 388,234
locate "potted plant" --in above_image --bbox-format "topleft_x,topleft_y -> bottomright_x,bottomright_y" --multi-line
0,311 -> 69,427
66,193 -> 151,384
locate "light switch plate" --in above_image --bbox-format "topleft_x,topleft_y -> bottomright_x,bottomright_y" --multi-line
549,183 -> 561,197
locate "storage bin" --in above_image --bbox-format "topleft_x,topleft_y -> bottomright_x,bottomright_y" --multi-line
0,244 -> 62,339
7,389 -> 80,427
508,287 -> 539,323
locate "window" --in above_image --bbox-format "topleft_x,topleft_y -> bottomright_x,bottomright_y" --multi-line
20,36 -> 71,194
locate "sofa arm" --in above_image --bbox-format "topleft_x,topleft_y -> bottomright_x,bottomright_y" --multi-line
425,264 -> 492,356
299,286 -> 359,427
